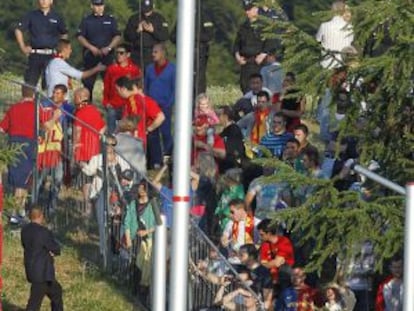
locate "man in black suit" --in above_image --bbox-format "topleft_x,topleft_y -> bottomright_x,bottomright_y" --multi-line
21,207 -> 63,311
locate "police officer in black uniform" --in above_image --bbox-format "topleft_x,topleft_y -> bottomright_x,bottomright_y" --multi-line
124,0 -> 169,70
15,0 -> 68,89
77,0 -> 121,97
170,2 -> 214,96
234,0 -> 276,94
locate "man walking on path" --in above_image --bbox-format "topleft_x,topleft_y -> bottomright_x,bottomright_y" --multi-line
21,207 -> 63,311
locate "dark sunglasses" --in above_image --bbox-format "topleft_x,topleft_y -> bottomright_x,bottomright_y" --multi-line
116,50 -> 127,55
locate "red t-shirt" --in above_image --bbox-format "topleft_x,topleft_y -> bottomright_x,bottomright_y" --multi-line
103,59 -> 142,108
0,99 -> 35,139
260,236 -> 295,281
297,285 -> 324,311
123,94 -> 162,145
74,105 -> 106,162
192,134 -> 226,164
270,235 -> 295,265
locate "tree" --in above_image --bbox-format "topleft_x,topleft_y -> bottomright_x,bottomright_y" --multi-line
259,0 -> 413,273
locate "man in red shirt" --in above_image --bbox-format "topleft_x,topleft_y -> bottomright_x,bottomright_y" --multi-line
73,87 -> 106,163
192,114 -> 226,168
103,43 -> 141,134
292,267 -> 324,311
115,76 -> 165,147
72,87 -> 106,216
0,86 -> 37,222
257,218 -> 295,283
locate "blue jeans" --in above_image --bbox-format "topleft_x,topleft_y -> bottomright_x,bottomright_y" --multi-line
146,106 -> 173,168
106,106 -> 123,134
37,162 -> 63,211
317,88 -> 332,144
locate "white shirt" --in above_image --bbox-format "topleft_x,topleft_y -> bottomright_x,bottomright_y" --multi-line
222,217 -> 261,252
45,58 -> 83,97
243,87 -> 273,107
82,154 -> 131,199
316,16 -> 354,68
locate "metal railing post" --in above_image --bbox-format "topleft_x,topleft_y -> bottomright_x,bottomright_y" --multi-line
152,212 -> 167,311
101,136 -> 108,270
31,88 -> 40,205
403,183 -> 414,311
169,0 -> 196,309
353,164 -> 406,195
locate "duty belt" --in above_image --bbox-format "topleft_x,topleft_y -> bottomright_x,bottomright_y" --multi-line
31,48 -> 55,55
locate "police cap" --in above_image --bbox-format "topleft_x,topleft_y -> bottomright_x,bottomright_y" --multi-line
141,0 -> 154,13
91,0 -> 104,5
242,0 -> 255,10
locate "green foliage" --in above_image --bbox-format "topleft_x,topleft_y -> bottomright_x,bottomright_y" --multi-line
0,136 -> 22,171
255,158 -> 405,274
257,0 -> 413,273
207,85 -> 241,107
2,230 -> 137,310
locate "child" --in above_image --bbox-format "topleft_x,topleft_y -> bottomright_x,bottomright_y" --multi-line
325,285 -> 344,311
194,93 -> 219,126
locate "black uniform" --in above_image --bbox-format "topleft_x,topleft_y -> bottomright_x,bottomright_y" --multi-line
21,222 -> 63,311
219,123 -> 245,173
124,11 -> 169,69
77,13 -> 120,95
233,19 -> 274,93
16,9 -> 67,88
171,11 -> 214,95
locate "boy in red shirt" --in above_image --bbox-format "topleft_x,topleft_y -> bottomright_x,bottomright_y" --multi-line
257,218 -> 295,283
115,77 -> 165,147
103,43 -> 141,134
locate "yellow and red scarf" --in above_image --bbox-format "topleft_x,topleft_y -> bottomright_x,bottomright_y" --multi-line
232,215 -> 255,244
251,108 -> 270,144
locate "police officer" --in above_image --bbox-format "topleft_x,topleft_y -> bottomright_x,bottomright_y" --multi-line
170,2 -> 214,96
234,0 -> 276,94
15,0 -> 68,89
77,0 -> 121,97
124,0 -> 169,70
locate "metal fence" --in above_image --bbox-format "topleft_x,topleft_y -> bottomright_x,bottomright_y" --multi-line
0,76 -> 264,310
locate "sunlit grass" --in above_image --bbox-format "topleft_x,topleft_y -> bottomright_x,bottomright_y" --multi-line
1,187 -> 140,311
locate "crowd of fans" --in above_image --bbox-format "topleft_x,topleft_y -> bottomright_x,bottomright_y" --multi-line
0,0 -> 405,310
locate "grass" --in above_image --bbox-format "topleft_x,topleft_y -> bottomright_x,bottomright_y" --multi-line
1,189 -> 140,311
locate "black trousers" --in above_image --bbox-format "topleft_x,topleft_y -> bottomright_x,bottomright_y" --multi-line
131,47 -> 153,72
24,53 -> 52,89
239,59 -> 262,94
26,280 -> 63,311
194,54 -> 208,96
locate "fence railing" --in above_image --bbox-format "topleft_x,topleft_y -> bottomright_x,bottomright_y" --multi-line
0,77 -> 264,310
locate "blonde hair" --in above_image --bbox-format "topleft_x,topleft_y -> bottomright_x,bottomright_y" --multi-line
196,152 -> 217,180
195,93 -> 212,109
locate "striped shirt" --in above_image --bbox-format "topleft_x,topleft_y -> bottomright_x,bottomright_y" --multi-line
259,131 -> 294,158
316,16 -> 354,68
